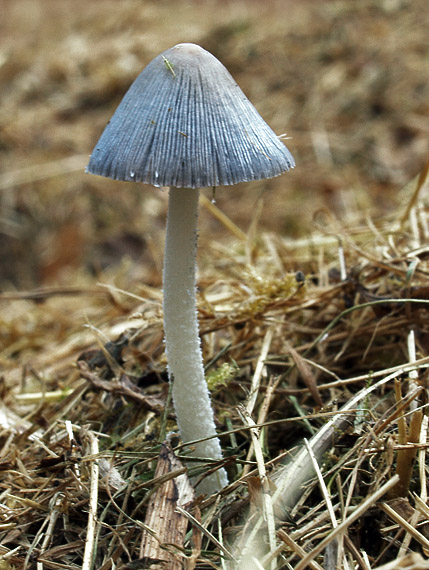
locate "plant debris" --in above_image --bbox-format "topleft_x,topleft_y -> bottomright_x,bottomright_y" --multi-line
0,164 -> 428,568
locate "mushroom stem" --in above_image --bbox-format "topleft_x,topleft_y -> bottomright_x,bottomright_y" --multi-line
163,186 -> 228,494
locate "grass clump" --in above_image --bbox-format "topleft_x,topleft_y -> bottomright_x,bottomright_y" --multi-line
0,166 -> 428,569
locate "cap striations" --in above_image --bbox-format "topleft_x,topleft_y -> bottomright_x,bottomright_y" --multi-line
87,43 -> 294,189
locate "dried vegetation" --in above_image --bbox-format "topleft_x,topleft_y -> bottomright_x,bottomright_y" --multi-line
0,0 -> 428,568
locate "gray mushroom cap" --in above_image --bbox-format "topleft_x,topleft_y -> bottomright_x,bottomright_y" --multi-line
87,43 -> 294,189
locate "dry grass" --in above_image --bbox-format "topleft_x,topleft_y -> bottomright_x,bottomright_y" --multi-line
0,1 -> 428,568
0,165 -> 428,568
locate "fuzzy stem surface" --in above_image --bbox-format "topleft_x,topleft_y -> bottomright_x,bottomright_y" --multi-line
163,186 -> 228,494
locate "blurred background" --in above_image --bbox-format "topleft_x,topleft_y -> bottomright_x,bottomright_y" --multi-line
0,0 -> 427,289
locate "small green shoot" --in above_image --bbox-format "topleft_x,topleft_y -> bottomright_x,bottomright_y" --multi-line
207,360 -> 239,391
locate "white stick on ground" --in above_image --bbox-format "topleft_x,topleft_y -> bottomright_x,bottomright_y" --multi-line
82,431 -> 99,570
163,187 -> 228,494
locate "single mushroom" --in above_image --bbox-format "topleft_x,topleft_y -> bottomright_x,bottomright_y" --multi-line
87,43 -> 294,494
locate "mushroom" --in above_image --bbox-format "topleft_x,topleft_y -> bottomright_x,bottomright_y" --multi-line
87,43 -> 294,494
